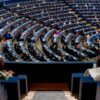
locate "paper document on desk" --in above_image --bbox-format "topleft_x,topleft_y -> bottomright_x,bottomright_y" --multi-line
85,67 -> 100,81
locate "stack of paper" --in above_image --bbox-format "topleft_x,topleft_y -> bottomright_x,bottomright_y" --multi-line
86,67 -> 100,81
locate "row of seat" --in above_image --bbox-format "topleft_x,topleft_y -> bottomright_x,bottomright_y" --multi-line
0,0 -> 99,62
67,0 -> 100,26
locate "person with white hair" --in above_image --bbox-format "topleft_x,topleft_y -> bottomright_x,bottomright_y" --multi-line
84,56 -> 100,81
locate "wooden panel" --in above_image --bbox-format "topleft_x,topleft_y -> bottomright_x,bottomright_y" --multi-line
30,83 -> 68,91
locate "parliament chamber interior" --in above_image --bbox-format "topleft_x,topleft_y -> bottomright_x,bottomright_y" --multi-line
0,0 -> 100,100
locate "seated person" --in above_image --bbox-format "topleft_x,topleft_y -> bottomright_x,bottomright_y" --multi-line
17,3 -> 20,7
0,70 -> 15,80
21,53 -> 31,61
50,43 -> 58,50
0,57 -> 4,71
52,29 -> 60,47
96,56 -> 100,67
54,29 -> 61,37
84,56 -> 100,81
14,43 -> 22,54
2,37 -> 7,45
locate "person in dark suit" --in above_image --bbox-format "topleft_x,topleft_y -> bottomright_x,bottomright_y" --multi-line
14,43 -> 22,54
96,56 -> 100,67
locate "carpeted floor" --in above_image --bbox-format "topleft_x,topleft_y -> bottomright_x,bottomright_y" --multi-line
32,91 -> 67,100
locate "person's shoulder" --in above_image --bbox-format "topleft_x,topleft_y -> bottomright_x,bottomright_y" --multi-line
0,71 -> 8,80
0,71 -> 4,75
